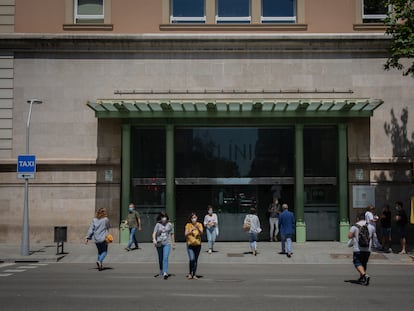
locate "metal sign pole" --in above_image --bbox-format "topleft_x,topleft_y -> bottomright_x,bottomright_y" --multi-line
21,99 -> 42,256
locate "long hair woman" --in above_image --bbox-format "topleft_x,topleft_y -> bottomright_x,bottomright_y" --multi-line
85,208 -> 110,271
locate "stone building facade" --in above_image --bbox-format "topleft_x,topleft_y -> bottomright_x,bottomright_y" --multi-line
0,0 -> 413,244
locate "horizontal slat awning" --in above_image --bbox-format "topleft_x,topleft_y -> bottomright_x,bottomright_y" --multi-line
87,99 -> 383,118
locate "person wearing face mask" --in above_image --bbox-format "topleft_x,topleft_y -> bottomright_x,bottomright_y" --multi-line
124,203 -> 142,251
185,212 -> 203,279
152,212 -> 175,279
203,205 -> 218,254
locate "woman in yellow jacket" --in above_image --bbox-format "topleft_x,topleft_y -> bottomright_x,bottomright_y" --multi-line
185,212 -> 203,279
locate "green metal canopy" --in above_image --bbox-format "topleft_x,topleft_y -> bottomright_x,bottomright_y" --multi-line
87,98 -> 383,118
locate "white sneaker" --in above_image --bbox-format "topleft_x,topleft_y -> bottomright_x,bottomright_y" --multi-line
208,249 -> 212,254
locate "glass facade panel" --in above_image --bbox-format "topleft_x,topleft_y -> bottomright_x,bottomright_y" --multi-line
175,127 -> 294,178
131,128 -> 166,178
303,127 -> 337,177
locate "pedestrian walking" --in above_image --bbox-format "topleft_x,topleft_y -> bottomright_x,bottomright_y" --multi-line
395,201 -> 408,254
278,204 -> 295,258
365,205 -> 381,250
152,212 -> 175,279
203,205 -> 218,254
348,213 -> 375,286
268,198 -> 280,241
124,203 -> 142,251
185,212 -> 203,279
85,207 -> 111,271
380,204 -> 392,252
243,207 -> 262,256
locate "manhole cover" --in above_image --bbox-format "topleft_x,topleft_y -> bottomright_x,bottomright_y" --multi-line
227,253 -> 244,257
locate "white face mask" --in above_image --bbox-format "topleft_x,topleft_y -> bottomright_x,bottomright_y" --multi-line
191,217 -> 197,223
208,210 -> 213,215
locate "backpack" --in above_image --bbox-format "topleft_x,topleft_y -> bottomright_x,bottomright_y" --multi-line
356,224 -> 370,247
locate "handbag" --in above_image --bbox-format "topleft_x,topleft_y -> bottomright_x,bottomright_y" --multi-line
105,233 -> 113,243
242,219 -> 251,232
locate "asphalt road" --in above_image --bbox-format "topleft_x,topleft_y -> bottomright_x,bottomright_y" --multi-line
0,262 -> 413,311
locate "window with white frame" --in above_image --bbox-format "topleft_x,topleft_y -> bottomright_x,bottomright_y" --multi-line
363,0 -> 389,23
171,0 -> 206,23
75,0 -> 104,24
216,0 -> 251,24
262,0 -> 296,23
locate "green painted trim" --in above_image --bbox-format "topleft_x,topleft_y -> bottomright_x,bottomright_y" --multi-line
338,124 -> 349,226
120,124 -> 131,244
339,221 -> 350,243
296,221 -> 306,243
294,124 -> 305,225
92,110 -> 375,119
166,124 -> 176,225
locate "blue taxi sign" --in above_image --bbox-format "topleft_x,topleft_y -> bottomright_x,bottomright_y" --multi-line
17,154 -> 36,179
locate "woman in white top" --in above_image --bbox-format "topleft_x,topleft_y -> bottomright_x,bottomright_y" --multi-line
243,207 -> 262,256
203,205 -> 219,254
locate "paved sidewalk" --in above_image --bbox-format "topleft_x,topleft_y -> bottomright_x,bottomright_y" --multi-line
0,242 -> 413,265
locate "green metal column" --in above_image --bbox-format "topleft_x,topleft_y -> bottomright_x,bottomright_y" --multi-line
166,124 -> 176,224
338,123 -> 349,242
120,124 -> 131,243
295,124 -> 306,242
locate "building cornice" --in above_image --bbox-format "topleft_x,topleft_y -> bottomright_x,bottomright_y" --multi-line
0,33 -> 391,54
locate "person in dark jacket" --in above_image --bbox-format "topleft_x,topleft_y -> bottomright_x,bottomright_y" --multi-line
278,204 -> 295,258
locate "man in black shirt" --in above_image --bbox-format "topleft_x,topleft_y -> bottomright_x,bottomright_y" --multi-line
380,205 -> 392,252
395,201 -> 408,255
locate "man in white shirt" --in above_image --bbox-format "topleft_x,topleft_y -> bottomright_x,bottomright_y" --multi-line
365,205 -> 381,250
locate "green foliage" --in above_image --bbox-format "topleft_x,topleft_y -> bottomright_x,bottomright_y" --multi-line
384,0 -> 414,77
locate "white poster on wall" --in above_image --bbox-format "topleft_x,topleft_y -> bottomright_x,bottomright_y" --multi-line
352,185 -> 376,208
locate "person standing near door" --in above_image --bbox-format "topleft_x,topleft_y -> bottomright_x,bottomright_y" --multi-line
395,201 -> 408,254
125,203 -> 142,251
278,204 -> 295,258
204,205 -> 218,254
268,198 -> 280,241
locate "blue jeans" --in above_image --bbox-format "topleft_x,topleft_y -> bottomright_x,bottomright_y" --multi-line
206,227 -> 217,250
248,232 -> 258,251
96,241 -> 108,263
156,244 -> 171,275
127,227 -> 138,249
281,234 -> 292,254
187,245 -> 201,276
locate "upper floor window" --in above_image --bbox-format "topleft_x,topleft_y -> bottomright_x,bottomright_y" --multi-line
363,0 -> 389,23
75,0 -> 104,24
262,0 -> 296,23
171,0 -> 206,23
216,0 -> 251,24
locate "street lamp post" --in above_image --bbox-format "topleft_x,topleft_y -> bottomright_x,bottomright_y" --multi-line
21,99 -> 42,256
